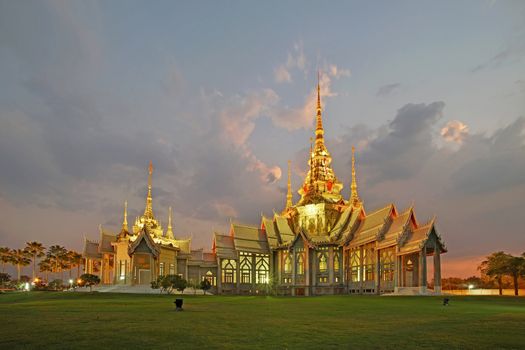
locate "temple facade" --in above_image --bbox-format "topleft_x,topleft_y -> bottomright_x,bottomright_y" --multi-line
83,80 -> 446,295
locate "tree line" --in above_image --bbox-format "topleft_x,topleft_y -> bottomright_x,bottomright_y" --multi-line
478,251 -> 525,296
0,242 -> 83,285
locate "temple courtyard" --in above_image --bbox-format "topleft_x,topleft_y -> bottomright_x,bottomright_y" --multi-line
1,293 -> 524,349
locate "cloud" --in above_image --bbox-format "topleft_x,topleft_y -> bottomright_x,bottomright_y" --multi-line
274,65 -> 292,83
274,41 -> 307,83
471,37 -> 525,73
441,120 -> 469,144
376,83 -> 401,97
269,66 -> 348,130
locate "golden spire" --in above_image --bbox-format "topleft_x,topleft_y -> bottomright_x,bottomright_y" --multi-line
315,71 -> 324,144
144,161 -> 154,219
350,146 -> 361,207
285,160 -> 293,209
166,206 -> 174,239
122,200 -> 128,231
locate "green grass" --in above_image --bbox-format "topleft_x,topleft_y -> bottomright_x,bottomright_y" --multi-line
0,292 -> 524,349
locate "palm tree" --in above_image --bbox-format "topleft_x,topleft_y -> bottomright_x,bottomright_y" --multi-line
47,245 -> 67,281
507,255 -> 525,296
38,258 -> 53,282
67,251 -> 84,278
24,241 -> 46,280
0,247 -> 12,273
479,251 -> 512,295
12,249 -> 31,281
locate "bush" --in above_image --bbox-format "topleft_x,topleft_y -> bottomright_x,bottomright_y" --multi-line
0,273 -> 11,284
150,275 -> 187,294
78,274 -> 100,292
49,279 -> 64,291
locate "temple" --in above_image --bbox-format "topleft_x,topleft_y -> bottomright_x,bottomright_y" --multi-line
83,80 -> 447,295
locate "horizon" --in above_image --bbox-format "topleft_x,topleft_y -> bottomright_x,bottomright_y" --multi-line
1,0 -> 525,279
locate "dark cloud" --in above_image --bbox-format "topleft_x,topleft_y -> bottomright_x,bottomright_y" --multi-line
376,83 -> 401,97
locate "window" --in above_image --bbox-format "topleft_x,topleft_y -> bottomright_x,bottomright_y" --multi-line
380,248 -> 395,281
283,277 -> 292,284
334,251 -> 340,272
318,252 -> 328,273
169,263 -> 175,275
159,263 -> 164,276
283,252 -> 292,274
205,270 -> 215,286
256,254 -> 269,284
119,260 -> 126,280
296,252 -> 305,275
221,259 -> 237,284
350,248 -> 361,282
240,253 -> 252,284
319,276 -> 328,283
363,243 -> 375,281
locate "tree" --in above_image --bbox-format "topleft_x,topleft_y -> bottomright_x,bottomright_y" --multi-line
24,241 -> 46,280
200,279 -> 211,295
38,258 -> 53,282
47,245 -> 67,280
67,251 -> 83,278
78,273 -> 100,292
479,251 -> 512,295
0,247 -> 12,273
507,255 -> 525,296
0,273 -> 11,285
174,276 -> 187,294
11,249 -> 31,281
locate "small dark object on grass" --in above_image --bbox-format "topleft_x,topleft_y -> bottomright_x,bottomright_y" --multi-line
443,297 -> 450,306
174,298 -> 184,311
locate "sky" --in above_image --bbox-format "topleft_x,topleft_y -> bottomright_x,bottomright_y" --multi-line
0,0 -> 524,278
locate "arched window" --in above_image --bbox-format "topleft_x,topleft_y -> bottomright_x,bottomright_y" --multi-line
240,253 -> 252,284
284,253 -> 292,274
334,251 -> 340,272
296,253 -> 304,275
318,253 -> 327,273
221,259 -> 237,284
256,254 -> 269,284
205,270 -> 215,286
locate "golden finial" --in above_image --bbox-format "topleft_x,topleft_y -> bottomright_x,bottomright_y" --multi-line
285,160 -> 293,209
144,161 -> 154,219
122,200 -> 128,231
316,70 -> 324,135
350,146 -> 361,207
166,206 -> 174,239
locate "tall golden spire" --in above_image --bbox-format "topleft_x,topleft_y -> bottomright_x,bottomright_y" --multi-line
144,161 -> 154,219
166,206 -> 174,239
122,200 -> 128,231
285,160 -> 293,209
315,71 -> 324,144
350,146 -> 361,207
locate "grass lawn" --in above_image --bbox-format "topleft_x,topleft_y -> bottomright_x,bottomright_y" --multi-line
1,292 -> 524,349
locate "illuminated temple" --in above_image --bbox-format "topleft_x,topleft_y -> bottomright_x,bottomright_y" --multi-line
83,81 -> 447,295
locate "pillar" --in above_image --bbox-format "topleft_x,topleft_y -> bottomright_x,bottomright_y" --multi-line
375,248 -> 381,295
291,249 -> 296,296
305,248 -> 310,296
419,248 -> 427,294
434,246 -> 442,294
217,258 -> 222,294
328,247 -> 334,289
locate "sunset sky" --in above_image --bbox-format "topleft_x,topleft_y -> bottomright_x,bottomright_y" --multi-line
0,0 -> 524,278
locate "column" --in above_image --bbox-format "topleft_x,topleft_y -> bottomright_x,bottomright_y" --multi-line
291,249 -> 296,296
311,250 -> 317,293
419,248 -> 427,294
375,248 -> 381,295
276,251 -> 282,286
305,248 -> 310,296
217,258 -> 223,294
434,246 -> 441,294
251,254 -> 256,294
328,247 -> 334,289
236,256 -> 241,294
